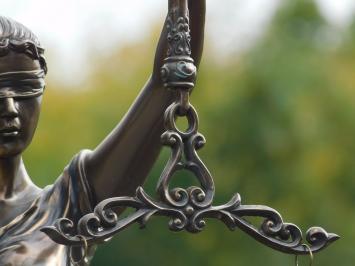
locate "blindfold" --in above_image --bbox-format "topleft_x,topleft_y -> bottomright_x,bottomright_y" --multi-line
0,70 -> 45,99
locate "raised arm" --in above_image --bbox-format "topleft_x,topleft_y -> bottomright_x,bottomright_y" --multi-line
83,0 -> 206,203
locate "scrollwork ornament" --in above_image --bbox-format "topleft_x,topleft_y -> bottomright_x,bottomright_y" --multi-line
166,15 -> 191,57
42,0 -> 339,262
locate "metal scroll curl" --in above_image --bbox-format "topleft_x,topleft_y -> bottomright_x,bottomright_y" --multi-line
42,0 -> 339,263
41,186 -> 339,257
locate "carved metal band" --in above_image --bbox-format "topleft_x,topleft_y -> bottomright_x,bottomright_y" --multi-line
161,6 -> 196,89
42,0 -> 339,263
166,14 -> 191,57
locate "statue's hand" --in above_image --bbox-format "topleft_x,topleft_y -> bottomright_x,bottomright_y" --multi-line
151,0 -> 206,86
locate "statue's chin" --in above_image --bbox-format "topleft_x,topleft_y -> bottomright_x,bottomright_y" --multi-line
0,137 -> 27,158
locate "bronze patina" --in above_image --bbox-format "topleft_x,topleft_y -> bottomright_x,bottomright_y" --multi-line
43,0 -> 339,265
0,2 -> 205,264
0,0 -> 339,265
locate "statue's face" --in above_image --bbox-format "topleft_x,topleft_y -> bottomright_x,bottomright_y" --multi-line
0,51 -> 43,158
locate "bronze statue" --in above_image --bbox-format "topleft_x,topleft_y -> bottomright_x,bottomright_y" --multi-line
0,1 -> 205,265
41,1 -> 338,264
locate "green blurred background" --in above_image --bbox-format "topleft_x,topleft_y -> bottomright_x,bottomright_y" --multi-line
22,0 -> 354,265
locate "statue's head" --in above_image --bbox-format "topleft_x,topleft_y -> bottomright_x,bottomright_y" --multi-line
0,16 -> 47,158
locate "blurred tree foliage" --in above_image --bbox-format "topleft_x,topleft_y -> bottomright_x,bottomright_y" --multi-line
24,0 -> 354,265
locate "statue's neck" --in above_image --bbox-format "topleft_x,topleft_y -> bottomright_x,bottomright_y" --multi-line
0,155 -> 30,200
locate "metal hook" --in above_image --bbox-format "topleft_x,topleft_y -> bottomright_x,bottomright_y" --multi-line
295,244 -> 314,266
70,235 -> 88,265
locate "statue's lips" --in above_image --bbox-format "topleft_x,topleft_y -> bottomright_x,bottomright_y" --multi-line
0,127 -> 19,137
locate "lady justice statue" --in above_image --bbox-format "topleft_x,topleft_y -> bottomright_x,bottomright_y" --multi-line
0,0 -> 205,265
0,0 -> 340,265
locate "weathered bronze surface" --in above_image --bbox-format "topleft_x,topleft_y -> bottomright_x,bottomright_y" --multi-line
0,1 -> 205,265
43,0 -> 338,264
0,0 -> 339,265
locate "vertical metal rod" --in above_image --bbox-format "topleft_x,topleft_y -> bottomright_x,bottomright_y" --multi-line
169,0 -> 189,19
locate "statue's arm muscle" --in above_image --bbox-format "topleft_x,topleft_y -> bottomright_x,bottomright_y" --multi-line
83,0 -> 206,203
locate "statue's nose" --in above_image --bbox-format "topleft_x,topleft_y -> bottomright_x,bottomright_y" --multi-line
0,98 -> 19,118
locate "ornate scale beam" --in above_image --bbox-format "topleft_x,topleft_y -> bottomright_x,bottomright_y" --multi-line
42,0 -> 339,263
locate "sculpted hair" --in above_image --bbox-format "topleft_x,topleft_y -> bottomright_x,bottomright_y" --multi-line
0,16 -> 47,74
